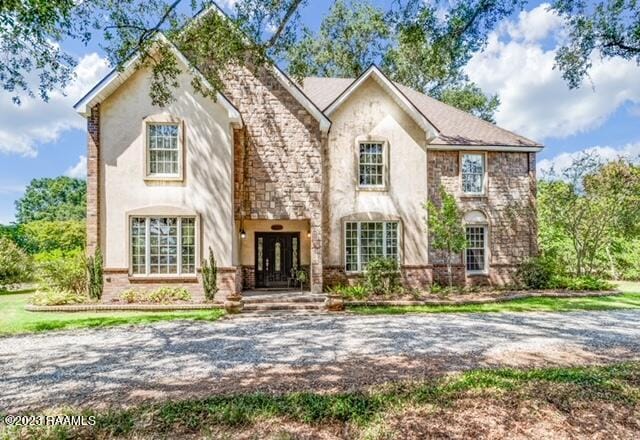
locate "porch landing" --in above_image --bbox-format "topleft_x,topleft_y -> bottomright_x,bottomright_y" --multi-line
241,289 -> 327,313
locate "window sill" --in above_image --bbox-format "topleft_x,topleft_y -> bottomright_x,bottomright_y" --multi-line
144,175 -> 184,183
460,194 -> 487,200
466,271 -> 489,277
128,275 -> 198,283
357,186 -> 388,192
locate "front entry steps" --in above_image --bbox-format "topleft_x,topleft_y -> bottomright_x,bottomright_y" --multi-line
240,290 -> 328,314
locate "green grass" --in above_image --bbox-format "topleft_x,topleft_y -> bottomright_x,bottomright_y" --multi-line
4,362 -> 639,439
348,281 -> 640,315
0,290 -> 225,336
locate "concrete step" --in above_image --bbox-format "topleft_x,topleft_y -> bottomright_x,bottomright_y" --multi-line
243,294 -> 326,304
242,302 -> 326,312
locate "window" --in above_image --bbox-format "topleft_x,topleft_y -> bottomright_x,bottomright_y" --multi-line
461,153 -> 485,194
345,221 -> 399,272
358,142 -> 385,187
130,216 -> 196,276
465,226 -> 486,273
147,123 -> 180,177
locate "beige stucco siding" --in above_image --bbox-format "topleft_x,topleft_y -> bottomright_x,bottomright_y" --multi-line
237,220 -> 311,266
324,77 -> 429,267
100,65 -> 235,270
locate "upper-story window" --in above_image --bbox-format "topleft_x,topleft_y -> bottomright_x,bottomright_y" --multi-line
358,142 -> 386,188
461,153 -> 485,194
146,123 -> 181,178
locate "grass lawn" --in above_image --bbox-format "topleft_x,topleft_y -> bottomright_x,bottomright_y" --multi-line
0,289 -> 225,336
348,281 -> 640,315
4,362 -> 639,439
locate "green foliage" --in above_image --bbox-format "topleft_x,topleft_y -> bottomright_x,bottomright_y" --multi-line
147,287 -> 191,304
201,247 -> 218,302
35,249 -> 87,295
295,268 -> 309,289
551,276 -> 614,292
440,83 -> 500,123
329,283 -> 369,300
15,177 -> 86,224
20,219 -> 85,253
425,186 -> 467,288
0,236 -> 33,290
119,289 -> 144,304
516,255 -> 556,290
364,257 -> 402,296
86,247 -> 104,300
30,290 -> 88,306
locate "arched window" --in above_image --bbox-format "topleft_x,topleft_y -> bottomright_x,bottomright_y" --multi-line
464,211 -> 488,274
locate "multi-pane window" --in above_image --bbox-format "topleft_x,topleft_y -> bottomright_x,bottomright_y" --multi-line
147,123 -> 180,176
359,142 -> 385,187
461,153 -> 485,194
130,216 -> 196,276
465,226 -> 486,273
345,221 -> 399,272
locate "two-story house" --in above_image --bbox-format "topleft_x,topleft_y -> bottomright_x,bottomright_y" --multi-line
75,22 -> 542,302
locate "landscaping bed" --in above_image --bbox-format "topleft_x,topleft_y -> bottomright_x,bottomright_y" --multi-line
24,302 -> 223,312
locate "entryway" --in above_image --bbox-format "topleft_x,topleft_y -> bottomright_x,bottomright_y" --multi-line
255,232 -> 300,288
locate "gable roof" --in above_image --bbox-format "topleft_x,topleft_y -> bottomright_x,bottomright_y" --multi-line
303,73 -> 543,151
74,34 -> 242,126
323,65 -> 438,141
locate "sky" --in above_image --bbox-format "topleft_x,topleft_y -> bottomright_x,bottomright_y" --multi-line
1,1 -> 639,224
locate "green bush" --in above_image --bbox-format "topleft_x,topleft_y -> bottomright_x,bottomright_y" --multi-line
551,276 -> 614,291
364,257 -> 402,296
30,290 -> 87,306
516,255 -> 555,289
86,247 -> 104,300
329,283 -> 369,300
21,219 -> 85,253
0,236 -> 33,290
35,249 -> 86,295
119,288 -> 144,304
147,287 -> 191,303
201,247 -> 218,301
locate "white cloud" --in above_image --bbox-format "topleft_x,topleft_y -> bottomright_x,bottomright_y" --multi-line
466,3 -> 640,142
65,155 -> 87,179
0,53 -> 110,157
0,184 -> 25,195
537,142 -> 640,176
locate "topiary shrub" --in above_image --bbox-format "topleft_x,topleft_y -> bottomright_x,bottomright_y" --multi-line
30,290 -> 87,306
35,249 -> 86,295
201,247 -> 218,302
516,255 -> 555,290
0,236 -> 33,290
147,287 -> 191,304
86,247 -> 104,300
364,257 -> 402,296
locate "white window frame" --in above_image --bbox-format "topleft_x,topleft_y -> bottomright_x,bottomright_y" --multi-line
460,152 -> 486,195
143,117 -> 184,182
357,140 -> 388,190
344,221 -> 399,273
129,216 -> 198,278
465,225 -> 488,275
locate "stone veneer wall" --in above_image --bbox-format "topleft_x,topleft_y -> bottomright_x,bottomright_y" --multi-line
427,151 -> 537,286
224,64 -> 325,292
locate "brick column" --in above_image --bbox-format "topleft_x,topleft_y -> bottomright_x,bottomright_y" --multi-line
87,104 -> 100,255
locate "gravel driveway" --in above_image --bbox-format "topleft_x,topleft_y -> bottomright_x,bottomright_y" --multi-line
2,310 -> 640,412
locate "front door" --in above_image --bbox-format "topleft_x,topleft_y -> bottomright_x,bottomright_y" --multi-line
255,232 -> 300,288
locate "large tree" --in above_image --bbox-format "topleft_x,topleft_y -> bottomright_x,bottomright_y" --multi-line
15,177 -> 86,224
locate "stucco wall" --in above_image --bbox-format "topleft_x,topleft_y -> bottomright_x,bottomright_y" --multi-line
99,65 -> 236,271
324,77 -> 430,268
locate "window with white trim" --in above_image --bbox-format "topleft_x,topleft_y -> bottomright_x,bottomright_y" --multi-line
358,142 -> 385,187
345,221 -> 398,272
465,225 -> 486,273
130,216 -> 196,276
147,123 -> 180,176
461,153 -> 485,194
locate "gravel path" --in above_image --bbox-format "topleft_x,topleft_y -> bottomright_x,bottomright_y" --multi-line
2,310 -> 640,412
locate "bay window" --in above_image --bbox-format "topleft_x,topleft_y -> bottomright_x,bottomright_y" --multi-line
345,221 -> 399,272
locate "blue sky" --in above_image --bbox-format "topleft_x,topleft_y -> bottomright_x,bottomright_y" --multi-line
1,0 -> 639,224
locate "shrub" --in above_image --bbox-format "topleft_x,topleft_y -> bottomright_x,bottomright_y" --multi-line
86,247 -> 104,300
551,276 -> 614,291
119,288 -> 144,304
516,255 -> 555,290
21,219 -> 85,253
364,257 -> 402,296
329,283 -> 368,300
35,249 -> 86,295
201,247 -> 218,301
0,236 -> 33,290
30,290 -> 87,306
147,287 -> 191,303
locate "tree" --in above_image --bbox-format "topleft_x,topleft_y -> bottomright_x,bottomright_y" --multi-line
425,187 -> 468,288
21,220 -> 86,253
15,177 -> 86,224
0,236 -> 32,290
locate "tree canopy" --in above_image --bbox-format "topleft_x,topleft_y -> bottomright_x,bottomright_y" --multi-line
15,177 -> 86,224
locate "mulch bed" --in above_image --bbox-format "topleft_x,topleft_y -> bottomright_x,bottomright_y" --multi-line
24,303 -> 223,312
345,289 -> 621,306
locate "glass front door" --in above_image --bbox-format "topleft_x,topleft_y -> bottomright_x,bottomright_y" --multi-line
255,232 -> 300,288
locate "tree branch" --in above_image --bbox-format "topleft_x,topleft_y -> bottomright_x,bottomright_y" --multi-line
266,0 -> 304,48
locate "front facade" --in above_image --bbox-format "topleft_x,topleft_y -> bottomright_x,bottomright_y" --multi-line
76,36 -> 542,302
